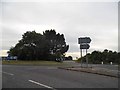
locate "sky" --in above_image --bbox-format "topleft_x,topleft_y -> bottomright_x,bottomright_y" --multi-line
0,0 -> 119,59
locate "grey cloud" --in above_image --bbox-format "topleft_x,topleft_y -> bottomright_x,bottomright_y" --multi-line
2,27 -> 22,50
1,2 -> 118,57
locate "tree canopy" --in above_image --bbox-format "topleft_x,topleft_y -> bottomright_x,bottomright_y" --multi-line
78,49 -> 120,64
8,30 -> 69,61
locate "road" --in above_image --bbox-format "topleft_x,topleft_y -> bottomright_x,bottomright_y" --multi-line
2,65 -> 118,89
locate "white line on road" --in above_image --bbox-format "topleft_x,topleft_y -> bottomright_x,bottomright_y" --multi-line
28,80 -> 56,90
2,71 -> 14,76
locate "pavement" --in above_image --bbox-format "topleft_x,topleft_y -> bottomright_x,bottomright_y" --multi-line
58,66 -> 119,78
60,61 -> 119,78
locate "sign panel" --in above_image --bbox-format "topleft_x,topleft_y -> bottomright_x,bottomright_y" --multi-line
80,44 -> 90,49
78,37 -> 91,44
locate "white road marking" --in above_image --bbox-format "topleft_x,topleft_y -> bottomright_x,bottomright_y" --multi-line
2,71 -> 14,76
28,80 -> 56,90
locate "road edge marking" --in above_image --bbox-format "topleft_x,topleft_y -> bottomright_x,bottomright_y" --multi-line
28,79 -> 56,90
2,71 -> 14,76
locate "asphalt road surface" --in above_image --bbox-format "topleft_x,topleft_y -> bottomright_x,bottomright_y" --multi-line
2,65 -> 118,89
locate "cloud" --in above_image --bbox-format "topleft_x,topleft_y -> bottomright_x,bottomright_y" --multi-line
0,50 -> 8,57
66,52 -> 80,59
1,2 -> 118,58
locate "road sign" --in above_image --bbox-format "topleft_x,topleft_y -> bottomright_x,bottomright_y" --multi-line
78,37 -> 91,68
78,37 -> 91,44
80,44 -> 90,49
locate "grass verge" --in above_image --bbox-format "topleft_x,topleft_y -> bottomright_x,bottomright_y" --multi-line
2,60 -> 66,66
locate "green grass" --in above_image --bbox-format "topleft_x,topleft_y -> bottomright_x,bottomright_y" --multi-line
2,60 -> 67,66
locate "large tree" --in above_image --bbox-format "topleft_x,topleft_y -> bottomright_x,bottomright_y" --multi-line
8,30 -> 69,60
8,31 -> 49,60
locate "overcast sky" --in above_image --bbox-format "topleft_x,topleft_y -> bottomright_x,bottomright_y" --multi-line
0,0 -> 119,58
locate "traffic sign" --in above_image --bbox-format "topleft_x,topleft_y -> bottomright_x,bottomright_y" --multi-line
78,37 -> 91,44
78,37 -> 91,68
80,44 -> 90,49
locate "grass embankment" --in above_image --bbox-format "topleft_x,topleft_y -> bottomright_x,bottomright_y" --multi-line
2,60 -> 67,66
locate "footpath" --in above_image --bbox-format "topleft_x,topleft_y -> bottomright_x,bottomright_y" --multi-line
58,64 -> 119,78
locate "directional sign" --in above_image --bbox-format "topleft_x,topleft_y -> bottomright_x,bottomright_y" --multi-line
80,44 -> 90,49
78,37 -> 91,44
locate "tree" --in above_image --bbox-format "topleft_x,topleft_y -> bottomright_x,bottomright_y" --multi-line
8,30 -> 69,61
68,56 -> 73,60
102,49 -> 109,63
8,31 -> 49,60
65,56 -> 73,60
43,29 -> 69,60
88,51 -> 102,64
117,52 -> 120,64
81,49 -> 119,64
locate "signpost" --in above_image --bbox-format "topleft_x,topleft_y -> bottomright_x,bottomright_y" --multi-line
78,37 -> 91,68
78,37 -> 91,44
80,44 -> 90,49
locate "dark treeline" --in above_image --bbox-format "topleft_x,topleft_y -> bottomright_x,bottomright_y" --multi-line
8,30 -> 69,61
79,49 -> 120,64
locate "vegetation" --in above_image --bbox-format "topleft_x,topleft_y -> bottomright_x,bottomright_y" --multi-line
2,60 -> 66,66
65,56 -> 73,60
77,49 -> 120,64
8,30 -> 69,61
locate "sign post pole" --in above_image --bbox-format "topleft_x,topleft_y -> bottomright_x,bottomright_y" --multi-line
86,48 -> 88,68
85,37 -> 88,68
80,48 -> 82,67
